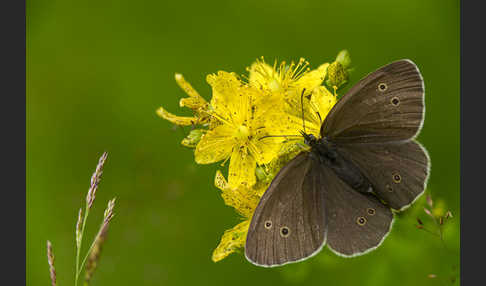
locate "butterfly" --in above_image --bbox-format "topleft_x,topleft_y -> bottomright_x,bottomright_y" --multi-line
245,59 -> 430,267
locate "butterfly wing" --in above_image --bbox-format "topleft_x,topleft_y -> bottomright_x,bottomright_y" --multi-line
336,140 -> 430,211
245,152 -> 327,267
321,59 -> 425,144
319,161 -> 394,257
246,60 -> 425,264
320,59 -> 429,210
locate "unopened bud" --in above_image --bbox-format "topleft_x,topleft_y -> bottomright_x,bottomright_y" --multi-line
335,50 -> 351,69
181,129 -> 205,148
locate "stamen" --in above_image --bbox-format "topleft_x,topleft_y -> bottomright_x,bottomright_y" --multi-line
201,109 -> 235,127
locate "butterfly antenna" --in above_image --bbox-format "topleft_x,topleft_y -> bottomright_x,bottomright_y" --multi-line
316,111 -> 322,126
301,88 -> 307,134
259,134 -> 301,141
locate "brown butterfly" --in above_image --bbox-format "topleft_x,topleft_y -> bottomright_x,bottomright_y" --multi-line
245,60 -> 430,267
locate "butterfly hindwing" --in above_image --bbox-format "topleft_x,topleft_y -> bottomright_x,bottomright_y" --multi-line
319,162 -> 394,256
336,140 -> 430,211
321,59 -> 425,144
245,152 -> 327,267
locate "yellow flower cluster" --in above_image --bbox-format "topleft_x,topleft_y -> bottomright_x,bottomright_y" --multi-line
157,52 -> 350,262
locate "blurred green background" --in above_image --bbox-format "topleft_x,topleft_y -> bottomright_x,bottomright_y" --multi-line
27,0 -> 460,285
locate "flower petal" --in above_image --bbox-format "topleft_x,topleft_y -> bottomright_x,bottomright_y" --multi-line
296,62 -> 329,92
179,97 -> 208,111
195,125 -> 235,164
214,170 -> 261,218
248,137 -> 282,165
156,106 -> 199,126
175,73 -> 208,108
282,62 -> 330,103
308,86 -> 336,125
265,85 -> 336,138
264,110 -> 306,138
207,71 -> 249,124
212,220 -> 250,262
247,59 -> 276,89
251,91 -> 284,121
228,146 -> 256,189
214,169 -> 229,191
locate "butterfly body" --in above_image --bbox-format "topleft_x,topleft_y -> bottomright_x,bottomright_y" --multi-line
245,59 -> 430,267
305,133 -> 373,194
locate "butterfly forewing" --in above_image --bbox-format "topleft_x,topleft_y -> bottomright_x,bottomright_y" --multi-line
321,60 -> 425,144
318,162 -> 394,256
245,152 -> 327,267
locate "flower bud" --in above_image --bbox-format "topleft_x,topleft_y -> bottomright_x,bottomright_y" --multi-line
325,50 -> 352,89
335,50 -> 351,69
181,129 -> 205,148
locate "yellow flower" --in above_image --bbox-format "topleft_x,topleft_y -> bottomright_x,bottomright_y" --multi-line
214,170 -> 264,218
156,54 -> 348,264
195,71 -> 284,189
156,73 -> 211,126
271,85 -> 337,139
211,171 -> 268,262
248,57 -> 328,100
209,58 -> 339,263
248,57 -> 337,139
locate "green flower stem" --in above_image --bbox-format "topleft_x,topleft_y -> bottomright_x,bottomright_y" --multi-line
432,215 -> 450,252
75,205 -> 90,286
78,227 -> 104,276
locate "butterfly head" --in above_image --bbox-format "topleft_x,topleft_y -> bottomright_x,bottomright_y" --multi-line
300,131 -> 318,146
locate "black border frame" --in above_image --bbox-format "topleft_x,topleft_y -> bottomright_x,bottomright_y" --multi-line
461,1 -> 484,285
2,0 -> 26,282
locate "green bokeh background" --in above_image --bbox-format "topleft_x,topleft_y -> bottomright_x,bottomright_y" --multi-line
27,0 -> 460,285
